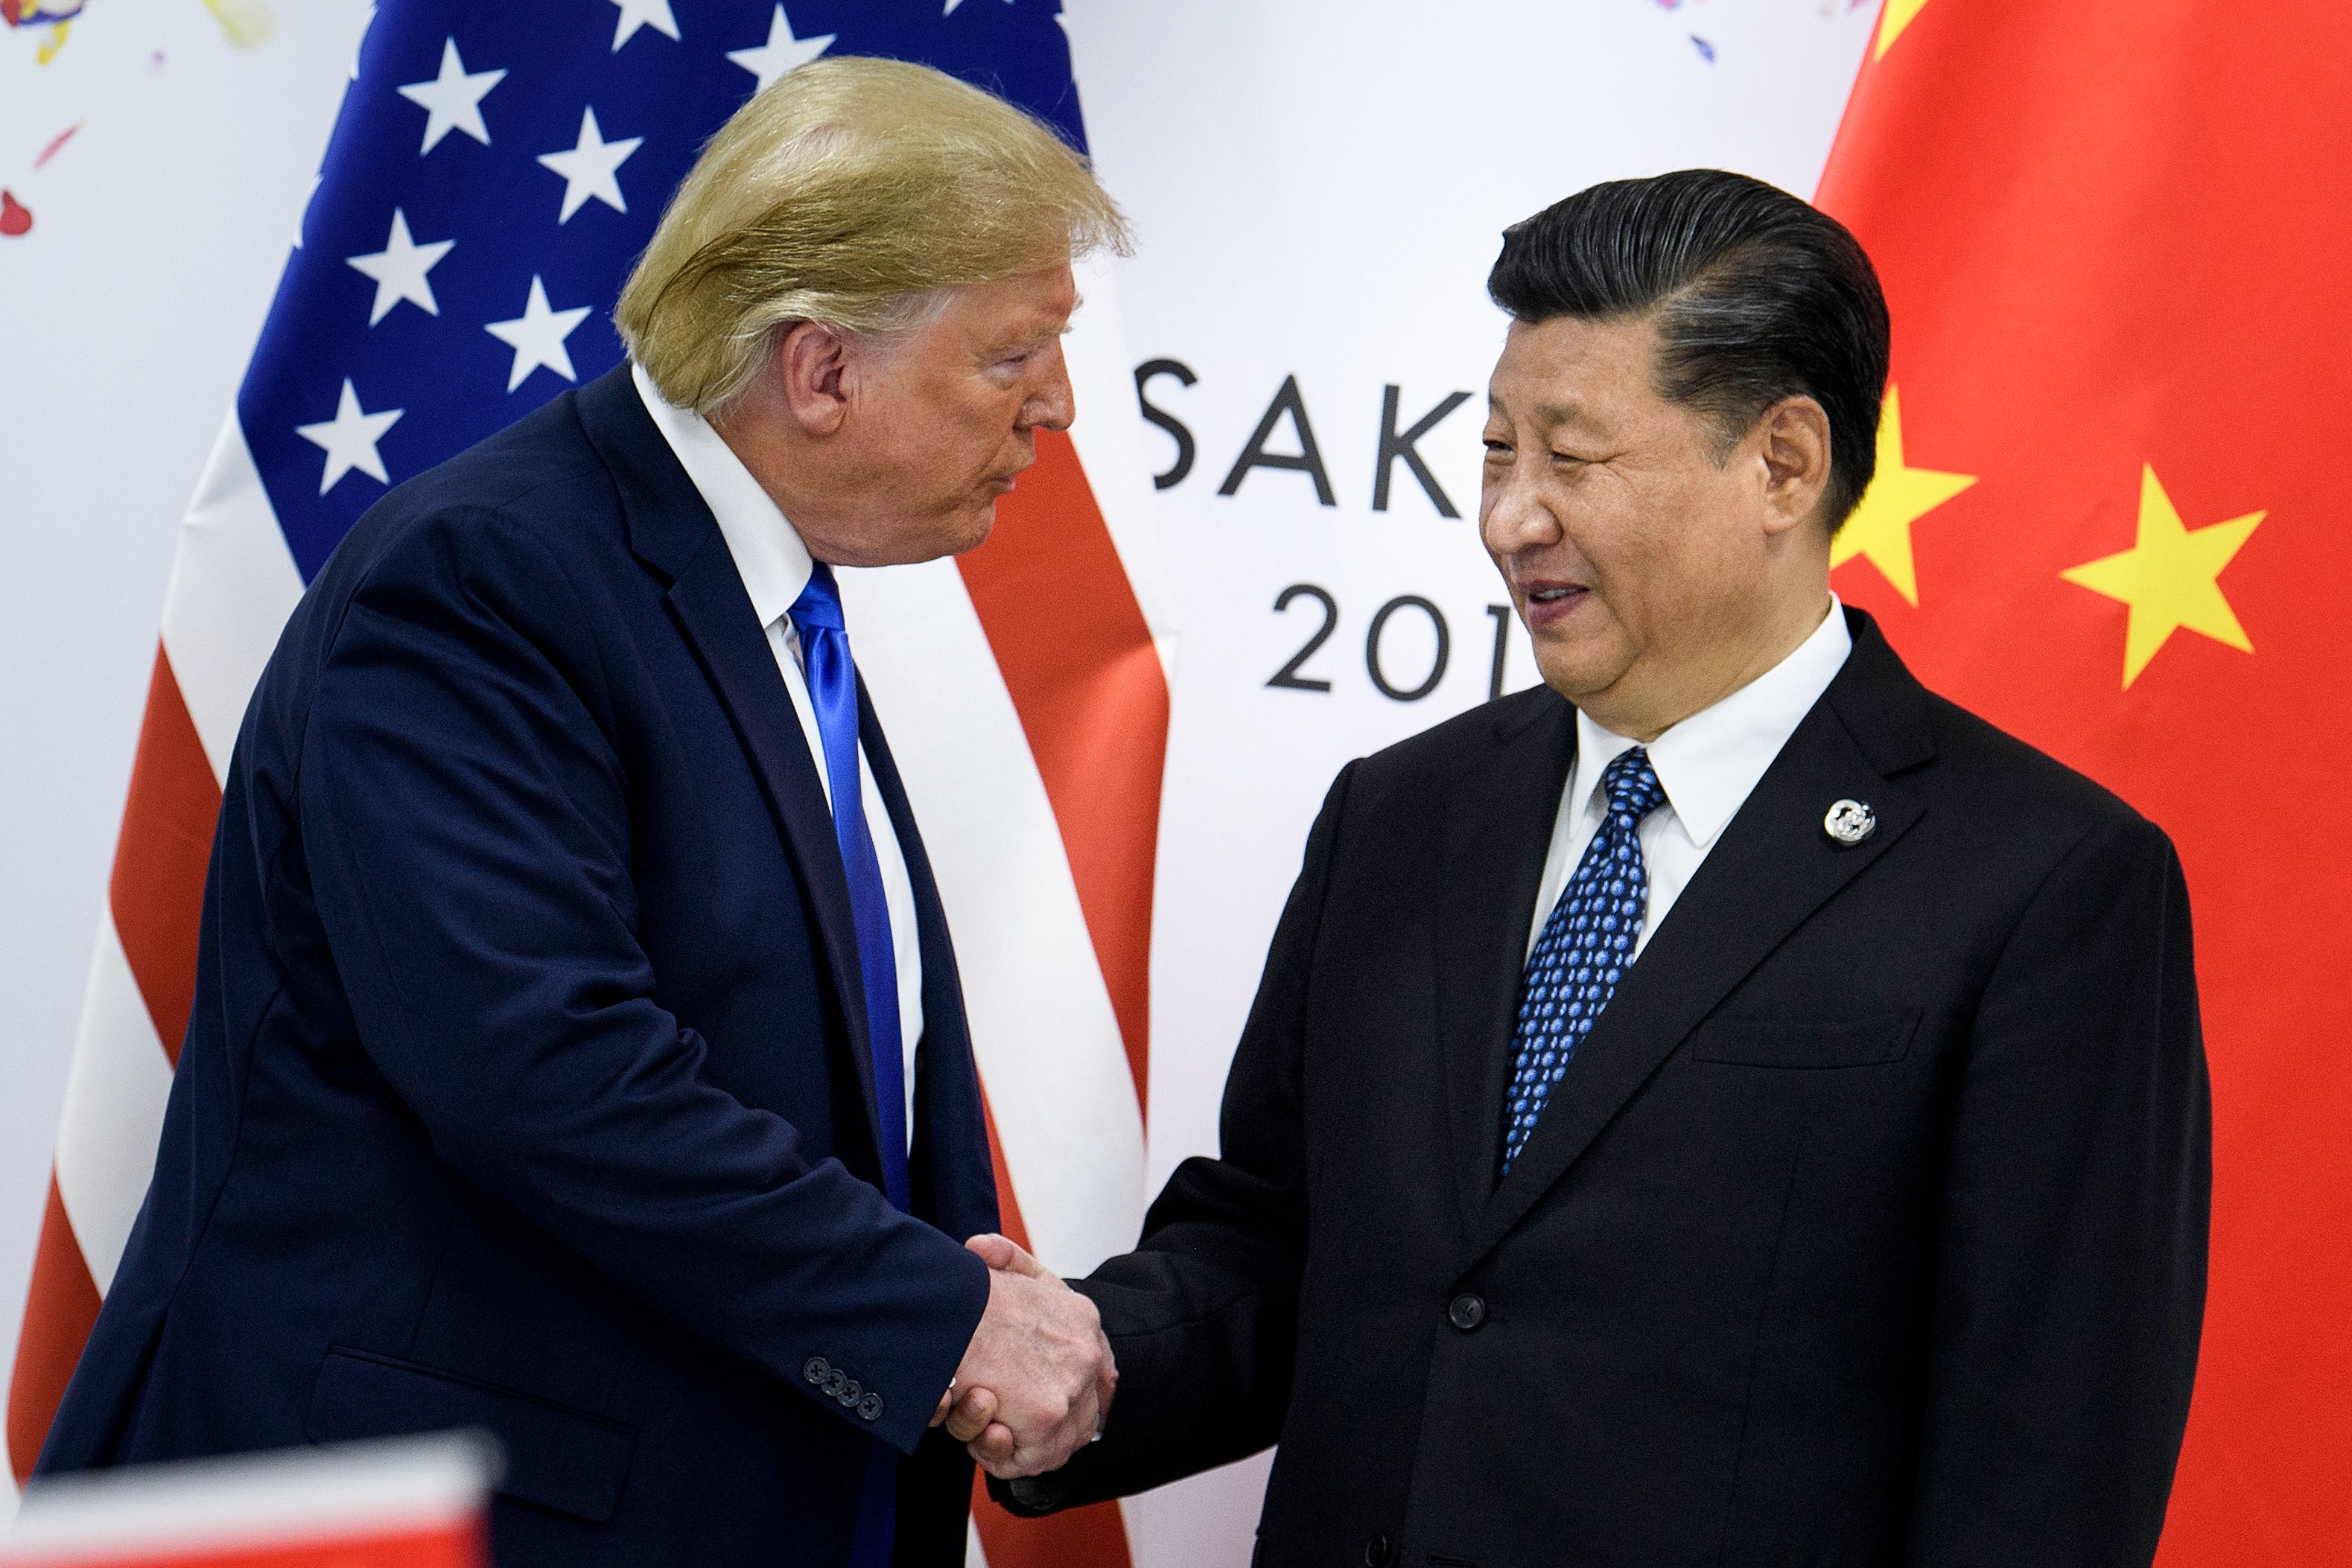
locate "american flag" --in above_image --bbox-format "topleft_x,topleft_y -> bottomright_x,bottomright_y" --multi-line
2,4 -> 1172,1564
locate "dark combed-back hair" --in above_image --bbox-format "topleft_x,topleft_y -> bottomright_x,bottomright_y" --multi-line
1487,169 -> 1890,531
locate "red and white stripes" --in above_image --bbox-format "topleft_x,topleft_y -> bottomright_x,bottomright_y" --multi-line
6,408 -> 302,1486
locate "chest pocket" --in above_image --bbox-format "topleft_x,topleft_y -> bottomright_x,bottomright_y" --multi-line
1691,1009 -> 1919,1069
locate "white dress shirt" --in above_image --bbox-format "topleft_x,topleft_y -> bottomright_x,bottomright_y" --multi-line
1529,599 -> 1854,961
632,365 -> 923,1147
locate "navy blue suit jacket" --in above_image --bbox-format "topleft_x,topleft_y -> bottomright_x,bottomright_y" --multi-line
37,366 -> 1000,1567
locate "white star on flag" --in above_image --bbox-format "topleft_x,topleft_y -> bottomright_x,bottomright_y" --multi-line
538,108 -> 643,224
941,0 -> 1014,13
609,0 -> 678,50
346,208 -> 454,325
296,378 -> 404,494
727,5 -> 834,95
396,36 -> 506,155
485,275 -> 594,392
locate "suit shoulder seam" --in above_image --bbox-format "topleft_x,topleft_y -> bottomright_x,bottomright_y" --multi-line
1985,812 -> 2174,983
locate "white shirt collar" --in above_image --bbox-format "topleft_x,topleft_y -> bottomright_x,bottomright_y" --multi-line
631,362 -> 813,630
1568,596 -> 1853,850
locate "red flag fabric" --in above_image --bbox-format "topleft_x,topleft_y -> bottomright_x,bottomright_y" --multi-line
1816,2 -> 2352,1560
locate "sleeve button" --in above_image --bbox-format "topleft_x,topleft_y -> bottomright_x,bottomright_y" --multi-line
857,1392 -> 884,1422
803,1357 -> 830,1385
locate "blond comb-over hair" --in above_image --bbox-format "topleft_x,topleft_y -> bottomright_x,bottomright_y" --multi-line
616,56 -> 1131,415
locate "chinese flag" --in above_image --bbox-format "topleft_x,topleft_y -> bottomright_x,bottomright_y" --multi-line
1815,1 -> 2352,1561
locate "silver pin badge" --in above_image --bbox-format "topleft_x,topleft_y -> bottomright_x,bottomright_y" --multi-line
1823,798 -> 1877,847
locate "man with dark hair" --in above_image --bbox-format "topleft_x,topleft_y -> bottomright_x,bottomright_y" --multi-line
967,170 -> 2209,1566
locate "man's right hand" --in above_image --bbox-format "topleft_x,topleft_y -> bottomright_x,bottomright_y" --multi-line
932,1234 -> 1113,1479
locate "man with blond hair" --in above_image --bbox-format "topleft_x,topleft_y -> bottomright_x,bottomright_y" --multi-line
36,58 -> 1123,1567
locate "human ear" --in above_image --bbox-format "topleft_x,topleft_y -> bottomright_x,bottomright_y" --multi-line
775,320 -> 852,436
1757,396 -> 1832,535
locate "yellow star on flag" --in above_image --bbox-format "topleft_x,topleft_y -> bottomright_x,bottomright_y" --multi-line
1831,385 -> 1977,606
1876,0 -> 1933,58
2061,465 -> 2264,689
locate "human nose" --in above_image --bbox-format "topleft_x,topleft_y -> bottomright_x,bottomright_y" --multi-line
1021,342 -> 1075,433
1481,461 -> 1562,559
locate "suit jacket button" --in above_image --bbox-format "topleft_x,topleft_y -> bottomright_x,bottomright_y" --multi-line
1448,1293 -> 1487,1331
839,1378 -> 862,1407
857,1392 -> 885,1422
804,1357 -> 830,1385
1363,1532 -> 1392,1567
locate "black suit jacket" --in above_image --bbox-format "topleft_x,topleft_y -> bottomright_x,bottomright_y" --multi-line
1006,611 -> 2209,1568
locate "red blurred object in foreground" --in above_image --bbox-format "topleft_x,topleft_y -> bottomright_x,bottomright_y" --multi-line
0,1434 -> 494,1568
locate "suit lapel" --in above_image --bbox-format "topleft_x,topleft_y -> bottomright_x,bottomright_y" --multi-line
857,681 -> 998,1236
571,367 -> 888,1167
1464,614 -> 1938,1266
1433,691 -> 1578,1240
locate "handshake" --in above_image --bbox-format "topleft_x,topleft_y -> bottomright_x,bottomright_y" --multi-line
927,1234 -> 1116,1479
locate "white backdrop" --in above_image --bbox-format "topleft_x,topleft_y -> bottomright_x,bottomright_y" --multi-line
0,1 -> 1872,1556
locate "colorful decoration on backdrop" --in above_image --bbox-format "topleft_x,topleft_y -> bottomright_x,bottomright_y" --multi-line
200,0 -> 273,49
0,124 -> 74,238
34,121 -> 80,165
4,0 -> 273,63
1644,0 -> 1715,63
2,0 -> 89,66
1650,0 -> 1881,60
0,122 -> 71,239
2,0 -> 274,253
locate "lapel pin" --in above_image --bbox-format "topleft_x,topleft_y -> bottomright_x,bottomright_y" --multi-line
1823,798 -> 1878,847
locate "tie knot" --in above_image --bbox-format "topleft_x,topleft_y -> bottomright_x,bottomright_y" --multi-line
1601,746 -> 1666,821
789,561 -> 845,634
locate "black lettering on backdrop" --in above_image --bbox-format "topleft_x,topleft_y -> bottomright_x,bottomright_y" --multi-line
1268,590 -> 1511,700
1133,358 -> 1198,491
1366,596 -> 1450,701
1218,375 -> 1336,506
1267,584 -> 1339,692
1371,386 -> 1472,517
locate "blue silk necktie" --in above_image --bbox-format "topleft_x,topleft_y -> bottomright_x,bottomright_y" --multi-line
788,563 -> 909,1568
1499,747 -> 1668,1177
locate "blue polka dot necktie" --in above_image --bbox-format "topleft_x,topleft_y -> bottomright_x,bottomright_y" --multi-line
1500,746 -> 1669,1176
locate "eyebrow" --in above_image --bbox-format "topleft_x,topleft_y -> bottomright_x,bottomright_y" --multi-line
1011,311 -> 1075,350
1487,394 -> 1600,432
